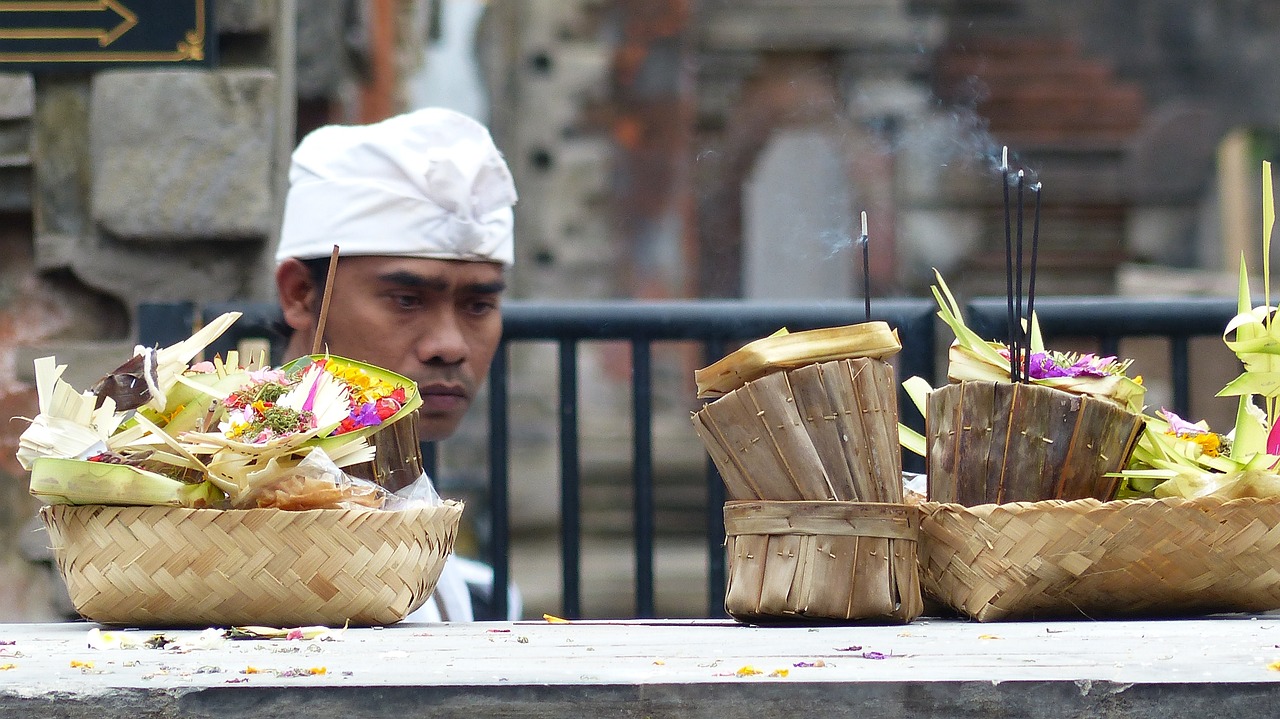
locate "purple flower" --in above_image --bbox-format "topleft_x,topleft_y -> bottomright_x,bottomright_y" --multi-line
1026,352 -> 1071,379
1066,354 -> 1117,378
348,402 -> 383,429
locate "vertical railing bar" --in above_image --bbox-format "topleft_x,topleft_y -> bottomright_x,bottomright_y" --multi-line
1100,335 -> 1120,359
704,337 -> 728,618
632,338 -> 655,618
559,339 -> 582,618
1171,335 -> 1191,418
487,340 -> 511,621
421,441 -> 438,481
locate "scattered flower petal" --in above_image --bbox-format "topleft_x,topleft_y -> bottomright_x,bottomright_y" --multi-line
735,665 -> 762,677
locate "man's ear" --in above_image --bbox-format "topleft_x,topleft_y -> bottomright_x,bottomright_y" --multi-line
275,258 -> 318,336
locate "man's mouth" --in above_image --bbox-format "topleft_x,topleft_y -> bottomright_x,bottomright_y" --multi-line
418,384 -> 469,413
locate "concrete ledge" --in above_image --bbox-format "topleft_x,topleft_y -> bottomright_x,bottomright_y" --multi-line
2,617 -> 1279,717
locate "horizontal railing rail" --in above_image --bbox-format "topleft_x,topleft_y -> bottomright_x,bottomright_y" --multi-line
488,299 -> 938,620
137,293 -> 1237,621
966,296 -> 1241,418
137,298 -> 937,620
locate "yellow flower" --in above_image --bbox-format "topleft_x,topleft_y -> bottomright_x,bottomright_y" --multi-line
1165,430 -> 1223,458
327,361 -> 397,404
1188,432 -> 1222,457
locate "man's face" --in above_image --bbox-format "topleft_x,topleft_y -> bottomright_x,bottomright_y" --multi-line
282,256 -> 505,441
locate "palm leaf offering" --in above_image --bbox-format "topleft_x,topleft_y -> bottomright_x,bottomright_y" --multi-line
19,312 -> 421,510
1117,161 -> 1280,499
899,156 -> 1148,503
900,270 -> 1148,504
694,321 -> 901,399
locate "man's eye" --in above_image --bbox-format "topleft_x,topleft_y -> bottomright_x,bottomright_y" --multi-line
390,294 -> 422,309
465,299 -> 498,316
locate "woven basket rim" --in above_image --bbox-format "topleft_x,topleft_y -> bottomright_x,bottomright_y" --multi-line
920,494 -> 1280,514
41,499 -> 462,517
725,500 -> 915,509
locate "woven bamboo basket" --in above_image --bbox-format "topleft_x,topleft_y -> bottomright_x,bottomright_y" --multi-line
918,495 -> 1280,621
926,380 -> 1145,504
693,358 -> 902,502
724,500 -> 922,623
40,501 -> 463,627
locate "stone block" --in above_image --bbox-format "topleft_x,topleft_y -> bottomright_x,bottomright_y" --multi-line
215,0 -> 277,34
15,341 -> 136,390
0,74 -> 33,120
31,78 -> 91,250
0,166 -> 29,213
296,0 -> 358,99
89,69 -> 277,241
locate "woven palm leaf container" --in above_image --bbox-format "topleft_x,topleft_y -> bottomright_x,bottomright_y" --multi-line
694,358 -> 903,503
724,500 -> 922,623
926,380 -> 1145,504
917,495 -> 1280,622
41,500 -> 462,627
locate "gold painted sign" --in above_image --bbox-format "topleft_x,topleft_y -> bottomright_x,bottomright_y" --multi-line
0,0 -> 213,69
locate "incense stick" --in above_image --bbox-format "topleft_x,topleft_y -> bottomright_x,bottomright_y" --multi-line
1024,182 -> 1042,380
1001,147 -> 1016,382
860,211 -> 871,322
311,245 -> 340,355
1015,169 -> 1026,382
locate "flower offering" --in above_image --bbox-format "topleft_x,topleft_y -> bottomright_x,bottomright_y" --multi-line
17,312 -> 421,510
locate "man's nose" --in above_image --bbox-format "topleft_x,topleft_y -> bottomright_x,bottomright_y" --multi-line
414,311 -> 469,365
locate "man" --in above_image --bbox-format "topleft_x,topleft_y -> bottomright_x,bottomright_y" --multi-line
272,107 -> 520,621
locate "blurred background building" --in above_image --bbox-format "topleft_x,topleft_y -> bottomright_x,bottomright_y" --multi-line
2,0 -> 1279,619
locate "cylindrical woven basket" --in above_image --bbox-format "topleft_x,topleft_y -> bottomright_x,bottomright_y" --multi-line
926,380 -> 1145,504
724,500 -> 922,623
918,495 -> 1280,621
693,358 -> 902,502
41,501 -> 463,627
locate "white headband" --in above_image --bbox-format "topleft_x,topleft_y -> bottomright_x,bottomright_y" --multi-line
274,108 -> 517,265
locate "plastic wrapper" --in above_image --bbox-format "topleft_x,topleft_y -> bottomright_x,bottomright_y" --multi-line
385,471 -> 444,510
246,447 -> 388,511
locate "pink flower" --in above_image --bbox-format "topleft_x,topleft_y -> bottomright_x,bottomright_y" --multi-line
1157,409 -> 1208,437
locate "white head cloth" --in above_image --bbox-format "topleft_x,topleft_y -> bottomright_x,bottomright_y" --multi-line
275,108 -> 517,266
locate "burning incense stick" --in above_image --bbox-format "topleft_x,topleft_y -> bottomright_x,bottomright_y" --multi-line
1001,147 -> 1017,382
1024,182 -> 1042,380
311,245 -> 340,355
860,210 -> 871,322
1015,169 -> 1026,382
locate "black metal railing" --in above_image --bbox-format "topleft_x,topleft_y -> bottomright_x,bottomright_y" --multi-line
137,298 -> 936,620
137,294 -> 1241,621
488,299 -> 937,620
